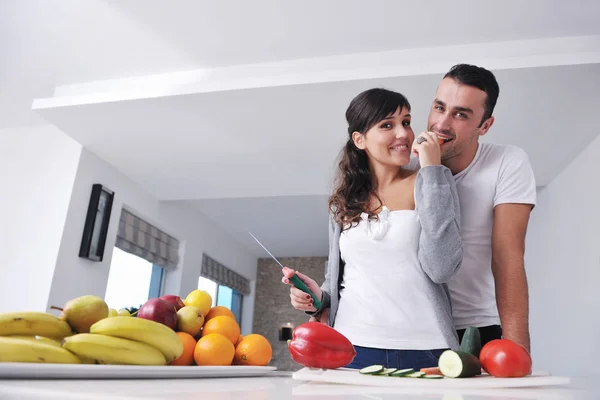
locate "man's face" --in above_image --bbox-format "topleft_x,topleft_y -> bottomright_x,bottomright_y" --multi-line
427,77 -> 493,161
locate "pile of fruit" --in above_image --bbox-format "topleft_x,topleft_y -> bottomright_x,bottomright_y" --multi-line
0,290 -> 272,367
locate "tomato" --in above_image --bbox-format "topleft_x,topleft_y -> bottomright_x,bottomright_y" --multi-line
479,339 -> 532,378
479,339 -> 501,372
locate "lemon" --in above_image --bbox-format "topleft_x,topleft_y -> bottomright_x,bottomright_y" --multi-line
184,290 -> 213,316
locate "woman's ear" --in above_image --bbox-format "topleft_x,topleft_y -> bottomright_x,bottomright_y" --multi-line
352,131 -> 366,150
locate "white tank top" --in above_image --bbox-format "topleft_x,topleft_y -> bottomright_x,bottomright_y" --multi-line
334,206 -> 449,350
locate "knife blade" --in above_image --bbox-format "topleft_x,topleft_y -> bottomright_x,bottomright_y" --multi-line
247,231 -> 322,310
248,231 -> 285,269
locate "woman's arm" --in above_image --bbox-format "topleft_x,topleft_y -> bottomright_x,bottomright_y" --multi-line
305,214 -> 336,317
415,165 -> 463,283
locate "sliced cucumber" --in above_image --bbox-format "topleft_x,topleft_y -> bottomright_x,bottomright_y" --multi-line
438,350 -> 482,378
406,371 -> 426,378
423,374 -> 444,379
359,364 -> 384,375
379,368 -> 397,375
390,368 -> 414,377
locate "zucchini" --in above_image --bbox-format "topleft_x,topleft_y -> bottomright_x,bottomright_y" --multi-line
438,350 -> 482,378
423,374 -> 444,379
459,326 -> 482,358
359,365 -> 384,375
390,368 -> 414,377
406,371 -> 425,378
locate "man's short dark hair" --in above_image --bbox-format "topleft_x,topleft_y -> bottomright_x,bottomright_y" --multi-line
444,64 -> 500,125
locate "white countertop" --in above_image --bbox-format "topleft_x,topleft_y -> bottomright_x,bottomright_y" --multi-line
0,371 -> 597,400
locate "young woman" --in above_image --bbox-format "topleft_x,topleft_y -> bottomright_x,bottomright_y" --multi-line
282,88 -> 463,370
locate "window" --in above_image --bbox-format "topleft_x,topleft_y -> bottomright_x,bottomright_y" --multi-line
105,247 -> 164,310
198,276 -> 243,325
197,277 -> 218,308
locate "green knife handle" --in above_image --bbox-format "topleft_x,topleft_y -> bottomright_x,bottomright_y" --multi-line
289,274 -> 322,310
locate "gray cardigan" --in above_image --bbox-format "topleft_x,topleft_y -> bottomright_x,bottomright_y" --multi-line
309,165 -> 463,350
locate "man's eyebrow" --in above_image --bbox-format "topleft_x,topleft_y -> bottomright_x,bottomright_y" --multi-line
454,106 -> 473,114
435,99 -> 473,114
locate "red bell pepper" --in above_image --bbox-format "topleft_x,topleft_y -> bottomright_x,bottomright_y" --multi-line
288,321 -> 356,369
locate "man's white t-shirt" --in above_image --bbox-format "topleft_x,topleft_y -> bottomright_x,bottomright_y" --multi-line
409,142 -> 537,329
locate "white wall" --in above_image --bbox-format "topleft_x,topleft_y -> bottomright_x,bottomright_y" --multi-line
159,201 -> 257,334
0,125 -> 81,312
526,134 -> 600,377
48,147 -> 258,333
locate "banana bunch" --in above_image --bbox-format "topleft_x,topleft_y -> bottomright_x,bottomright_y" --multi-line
0,312 -> 183,365
58,317 -> 183,365
0,311 -> 80,364
62,334 -> 166,365
89,316 -> 184,363
0,312 -> 183,366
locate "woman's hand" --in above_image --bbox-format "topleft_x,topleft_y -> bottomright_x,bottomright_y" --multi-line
281,267 -> 323,313
412,131 -> 442,167
309,308 -> 330,325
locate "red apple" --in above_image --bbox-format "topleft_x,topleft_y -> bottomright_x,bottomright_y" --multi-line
159,295 -> 185,311
137,298 -> 178,330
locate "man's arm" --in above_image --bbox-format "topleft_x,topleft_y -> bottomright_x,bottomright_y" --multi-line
492,203 -> 533,353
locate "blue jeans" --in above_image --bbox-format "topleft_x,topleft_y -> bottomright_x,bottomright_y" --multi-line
345,345 -> 447,370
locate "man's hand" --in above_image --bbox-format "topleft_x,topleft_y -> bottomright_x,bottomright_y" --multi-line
492,203 -> 533,353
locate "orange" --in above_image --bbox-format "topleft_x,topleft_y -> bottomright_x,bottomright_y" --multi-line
205,306 -> 235,322
169,332 -> 196,366
194,333 -> 235,366
233,334 -> 272,366
201,315 -> 240,345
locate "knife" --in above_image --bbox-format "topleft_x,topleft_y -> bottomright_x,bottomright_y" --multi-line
247,231 -> 322,310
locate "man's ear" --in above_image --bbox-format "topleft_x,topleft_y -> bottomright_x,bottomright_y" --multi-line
352,131 -> 366,149
478,116 -> 495,137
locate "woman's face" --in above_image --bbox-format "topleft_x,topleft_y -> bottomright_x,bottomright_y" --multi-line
352,107 -> 414,168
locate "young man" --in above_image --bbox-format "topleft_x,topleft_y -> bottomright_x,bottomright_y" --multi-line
426,64 -> 536,352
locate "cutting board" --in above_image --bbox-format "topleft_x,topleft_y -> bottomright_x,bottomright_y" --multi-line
292,367 -> 571,389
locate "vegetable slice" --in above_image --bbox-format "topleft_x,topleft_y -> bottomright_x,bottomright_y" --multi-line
390,368 -> 414,377
359,364 -> 384,375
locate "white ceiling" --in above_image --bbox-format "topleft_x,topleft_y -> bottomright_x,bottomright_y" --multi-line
2,0 -> 600,257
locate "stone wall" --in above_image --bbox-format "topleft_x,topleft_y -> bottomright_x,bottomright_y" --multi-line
252,256 -> 327,371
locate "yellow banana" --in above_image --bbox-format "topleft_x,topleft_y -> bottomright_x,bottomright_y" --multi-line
7,335 -> 62,347
0,336 -> 80,364
90,316 -> 183,363
0,312 -> 73,338
8,336 -> 96,363
62,333 -> 167,365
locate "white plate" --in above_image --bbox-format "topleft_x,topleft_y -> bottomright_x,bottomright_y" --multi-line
0,362 -> 276,379
292,367 -> 571,389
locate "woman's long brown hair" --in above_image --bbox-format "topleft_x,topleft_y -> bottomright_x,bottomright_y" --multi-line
328,88 -> 411,230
